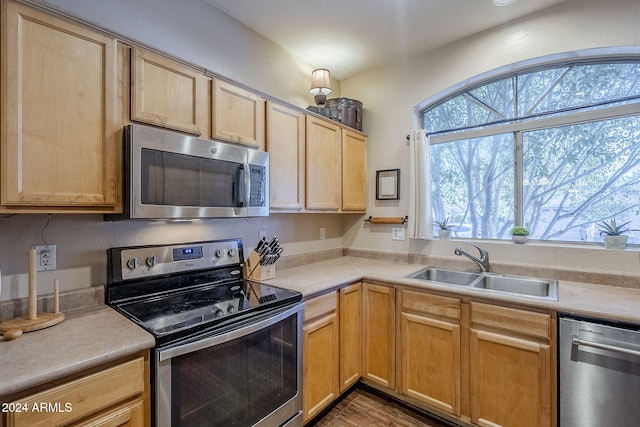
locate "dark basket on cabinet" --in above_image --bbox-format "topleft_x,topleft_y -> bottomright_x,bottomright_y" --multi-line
324,97 -> 362,131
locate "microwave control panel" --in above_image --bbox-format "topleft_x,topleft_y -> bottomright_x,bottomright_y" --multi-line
249,165 -> 266,206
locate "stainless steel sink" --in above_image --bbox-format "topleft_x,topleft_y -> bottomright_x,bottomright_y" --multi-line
472,274 -> 558,300
408,268 -> 480,286
407,268 -> 558,300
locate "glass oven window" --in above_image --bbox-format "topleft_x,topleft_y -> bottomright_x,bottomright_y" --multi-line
169,313 -> 298,426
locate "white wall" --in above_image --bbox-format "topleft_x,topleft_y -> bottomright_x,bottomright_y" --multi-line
341,0 -> 640,274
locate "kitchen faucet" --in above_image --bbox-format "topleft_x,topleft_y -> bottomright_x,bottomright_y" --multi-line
454,243 -> 489,273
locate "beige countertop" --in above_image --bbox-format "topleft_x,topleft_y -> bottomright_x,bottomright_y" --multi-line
0,305 -> 155,397
269,256 -> 640,325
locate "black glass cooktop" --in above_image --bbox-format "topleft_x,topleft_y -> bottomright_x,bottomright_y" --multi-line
114,279 -> 301,344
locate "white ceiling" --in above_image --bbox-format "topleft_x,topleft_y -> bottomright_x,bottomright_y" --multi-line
206,0 -> 569,80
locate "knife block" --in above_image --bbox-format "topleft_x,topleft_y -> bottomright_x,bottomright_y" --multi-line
245,251 -> 276,281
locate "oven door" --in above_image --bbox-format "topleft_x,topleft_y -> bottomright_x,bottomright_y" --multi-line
156,303 -> 303,427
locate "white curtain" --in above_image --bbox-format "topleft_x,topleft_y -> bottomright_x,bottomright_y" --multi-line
408,129 -> 433,239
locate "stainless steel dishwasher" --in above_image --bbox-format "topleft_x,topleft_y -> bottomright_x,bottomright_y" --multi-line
559,315 -> 640,426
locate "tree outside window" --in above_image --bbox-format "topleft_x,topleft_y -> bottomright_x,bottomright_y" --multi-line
423,60 -> 640,243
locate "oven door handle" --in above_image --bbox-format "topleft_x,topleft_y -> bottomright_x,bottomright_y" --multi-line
158,302 -> 304,361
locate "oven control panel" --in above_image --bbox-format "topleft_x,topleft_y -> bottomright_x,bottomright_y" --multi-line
110,239 -> 243,281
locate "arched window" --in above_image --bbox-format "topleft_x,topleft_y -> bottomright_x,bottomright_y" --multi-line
421,57 -> 640,243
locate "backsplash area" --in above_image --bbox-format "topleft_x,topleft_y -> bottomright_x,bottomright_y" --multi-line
0,213 -> 348,302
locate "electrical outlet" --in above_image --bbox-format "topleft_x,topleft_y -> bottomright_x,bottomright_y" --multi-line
392,228 -> 405,241
320,227 -> 326,240
35,244 -> 57,271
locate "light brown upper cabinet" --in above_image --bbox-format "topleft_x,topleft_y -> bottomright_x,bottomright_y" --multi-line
1,0 -> 121,212
266,101 -> 306,211
131,47 -> 209,136
305,115 -> 342,211
342,129 -> 367,211
212,79 -> 265,149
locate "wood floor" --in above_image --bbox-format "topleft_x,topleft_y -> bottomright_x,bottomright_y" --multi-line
312,387 -> 453,427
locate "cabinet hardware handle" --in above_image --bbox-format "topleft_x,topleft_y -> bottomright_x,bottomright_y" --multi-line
572,335 -> 640,357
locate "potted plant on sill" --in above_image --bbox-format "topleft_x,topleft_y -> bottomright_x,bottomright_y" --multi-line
597,219 -> 632,250
510,226 -> 530,244
435,217 -> 452,240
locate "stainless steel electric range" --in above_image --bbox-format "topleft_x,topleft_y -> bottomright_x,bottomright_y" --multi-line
106,239 -> 303,427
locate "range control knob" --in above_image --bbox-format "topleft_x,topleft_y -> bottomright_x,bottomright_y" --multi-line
227,304 -> 236,314
215,249 -> 224,258
146,255 -> 159,268
227,248 -> 236,257
126,258 -> 141,269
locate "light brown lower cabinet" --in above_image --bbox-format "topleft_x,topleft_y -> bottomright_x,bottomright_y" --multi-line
303,283 -> 363,422
339,283 -> 362,392
362,282 -> 396,391
469,302 -> 554,427
70,399 -> 144,427
302,282 -> 556,427
4,352 -> 149,427
395,289 -> 555,427
303,291 -> 340,422
400,290 -> 461,417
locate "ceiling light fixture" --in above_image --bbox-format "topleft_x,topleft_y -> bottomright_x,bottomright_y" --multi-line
309,68 -> 332,106
493,0 -> 517,5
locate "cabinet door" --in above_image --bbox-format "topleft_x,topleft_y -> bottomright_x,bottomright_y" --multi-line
71,399 -> 145,427
2,1 -> 119,208
401,313 -> 461,416
362,283 -> 395,390
469,303 -> 552,427
342,129 -> 367,211
212,79 -> 265,149
400,291 -> 462,416
266,102 -> 305,211
131,47 -> 209,136
306,116 -> 341,211
470,329 -> 551,427
339,282 -> 362,392
303,311 -> 339,422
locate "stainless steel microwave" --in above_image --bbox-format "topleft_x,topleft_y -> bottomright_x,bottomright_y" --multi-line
106,124 -> 269,220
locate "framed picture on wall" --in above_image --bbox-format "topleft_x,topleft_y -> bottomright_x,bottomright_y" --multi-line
376,169 -> 400,200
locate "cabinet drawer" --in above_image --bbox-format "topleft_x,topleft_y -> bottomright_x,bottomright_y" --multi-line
470,302 -> 551,340
304,292 -> 337,322
7,357 -> 145,427
401,290 -> 461,321
70,399 -> 144,427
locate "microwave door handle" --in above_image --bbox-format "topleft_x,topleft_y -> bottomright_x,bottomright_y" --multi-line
235,165 -> 246,207
243,162 -> 251,207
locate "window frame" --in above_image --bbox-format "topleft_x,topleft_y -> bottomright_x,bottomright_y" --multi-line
419,48 -> 640,243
